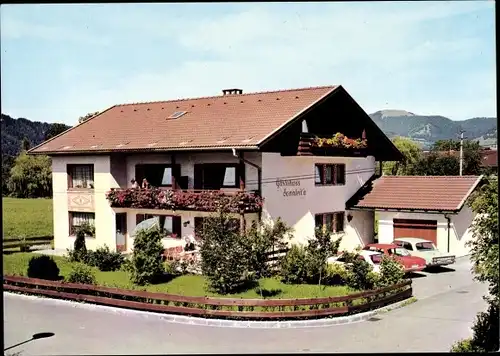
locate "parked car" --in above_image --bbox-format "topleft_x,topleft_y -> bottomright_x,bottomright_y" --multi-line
327,250 -> 383,273
362,243 -> 427,273
393,237 -> 456,268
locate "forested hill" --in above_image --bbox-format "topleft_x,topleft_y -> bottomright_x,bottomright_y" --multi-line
1,113 -> 71,156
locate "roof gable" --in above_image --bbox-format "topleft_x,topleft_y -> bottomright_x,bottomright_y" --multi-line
29,86 -> 338,154
347,175 -> 484,212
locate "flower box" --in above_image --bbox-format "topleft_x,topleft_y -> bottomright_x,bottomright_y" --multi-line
106,188 -> 263,213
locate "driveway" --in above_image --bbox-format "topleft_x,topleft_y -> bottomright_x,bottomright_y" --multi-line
4,257 -> 488,354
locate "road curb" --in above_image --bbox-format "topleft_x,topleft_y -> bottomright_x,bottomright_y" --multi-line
4,292 -> 415,329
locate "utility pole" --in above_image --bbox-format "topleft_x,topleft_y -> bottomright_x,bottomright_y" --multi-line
459,131 -> 465,176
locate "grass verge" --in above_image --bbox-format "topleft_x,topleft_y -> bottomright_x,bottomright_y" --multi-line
3,253 -> 353,299
3,198 -> 53,240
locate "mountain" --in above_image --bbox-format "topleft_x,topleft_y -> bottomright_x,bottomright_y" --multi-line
1,114 -> 71,157
369,110 -> 497,148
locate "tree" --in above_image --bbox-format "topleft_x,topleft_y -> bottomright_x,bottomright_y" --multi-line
8,152 -> 52,198
199,207 -> 254,294
413,153 -> 459,176
45,123 -> 69,141
245,218 -> 293,279
451,177 -> 499,352
130,226 -> 165,285
21,137 -> 31,151
428,139 -> 482,176
383,137 -> 422,176
78,111 -> 99,124
305,227 -> 343,287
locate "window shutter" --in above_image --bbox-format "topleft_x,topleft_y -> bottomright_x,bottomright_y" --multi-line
136,214 -> 145,225
193,164 -> 203,190
333,165 -> 338,185
68,212 -> 73,235
332,213 -> 337,233
172,216 -> 182,238
67,165 -> 73,188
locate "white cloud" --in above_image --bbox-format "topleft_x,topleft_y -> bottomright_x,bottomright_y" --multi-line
0,17 -> 109,45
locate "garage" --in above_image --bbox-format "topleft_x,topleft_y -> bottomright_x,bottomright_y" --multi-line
393,219 -> 438,245
346,175 -> 485,257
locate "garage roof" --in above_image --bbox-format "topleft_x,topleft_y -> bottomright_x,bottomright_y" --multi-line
347,175 -> 484,212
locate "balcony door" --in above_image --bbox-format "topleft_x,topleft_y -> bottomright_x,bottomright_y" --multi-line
115,213 -> 127,252
193,163 -> 242,190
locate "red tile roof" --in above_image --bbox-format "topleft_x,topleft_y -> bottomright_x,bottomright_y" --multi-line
29,86 -> 339,154
423,149 -> 498,168
481,150 -> 498,167
348,175 -> 483,212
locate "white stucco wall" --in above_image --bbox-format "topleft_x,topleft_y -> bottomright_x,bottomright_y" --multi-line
52,155 -> 116,251
52,152 -> 261,252
377,208 -> 475,257
260,153 -> 376,249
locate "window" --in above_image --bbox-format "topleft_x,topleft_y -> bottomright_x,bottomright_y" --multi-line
315,164 -> 345,186
416,242 -> 435,251
394,247 -> 411,257
135,164 -> 180,188
69,212 -> 95,236
136,214 -> 181,238
67,164 -> 94,189
370,254 -> 383,264
315,212 -> 345,233
223,167 -> 236,187
194,216 -> 240,238
404,242 -> 413,251
194,164 -> 241,190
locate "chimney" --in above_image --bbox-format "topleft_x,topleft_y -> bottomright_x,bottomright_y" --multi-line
222,88 -> 243,95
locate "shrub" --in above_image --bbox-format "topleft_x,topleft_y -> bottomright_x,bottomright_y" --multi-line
324,263 -> 349,286
71,223 -> 94,262
378,255 -> 405,287
245,218 -> 293,278
280,245 -> 308,284
199,207 -> 254,294
130,226 -> 165,285
85,245 -> 124,271
67,263 -> 96,284
280,227 -> 343,286
27,255 -> 60,280
345,258 -> 375,291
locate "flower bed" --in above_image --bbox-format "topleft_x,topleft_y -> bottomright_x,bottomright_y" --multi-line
106,188 -> 263,213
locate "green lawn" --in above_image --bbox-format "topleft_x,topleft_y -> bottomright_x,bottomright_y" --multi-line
3,198 -> 53,240
3,253 -> 352,299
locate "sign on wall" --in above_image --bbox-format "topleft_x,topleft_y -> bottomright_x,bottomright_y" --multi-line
276,178 -> 306,197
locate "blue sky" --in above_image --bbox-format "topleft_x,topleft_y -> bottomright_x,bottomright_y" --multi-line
1,2 -> 495,125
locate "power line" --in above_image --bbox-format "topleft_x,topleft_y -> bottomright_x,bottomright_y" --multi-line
49,167 -> 377,195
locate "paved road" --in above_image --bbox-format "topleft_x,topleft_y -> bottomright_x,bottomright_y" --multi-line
4,257 -> 488,354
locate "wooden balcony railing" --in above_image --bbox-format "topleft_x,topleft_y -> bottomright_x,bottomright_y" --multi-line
106,188 -> 263,213
298,133 -> 369,157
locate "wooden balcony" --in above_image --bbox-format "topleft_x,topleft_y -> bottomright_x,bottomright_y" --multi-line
106,188 -> 263,213
298,133 -> 369,157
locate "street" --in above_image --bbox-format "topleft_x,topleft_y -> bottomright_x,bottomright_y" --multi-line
4,257 -> 488,354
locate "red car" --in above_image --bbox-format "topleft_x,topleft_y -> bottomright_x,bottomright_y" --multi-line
362,243 -> 427,273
